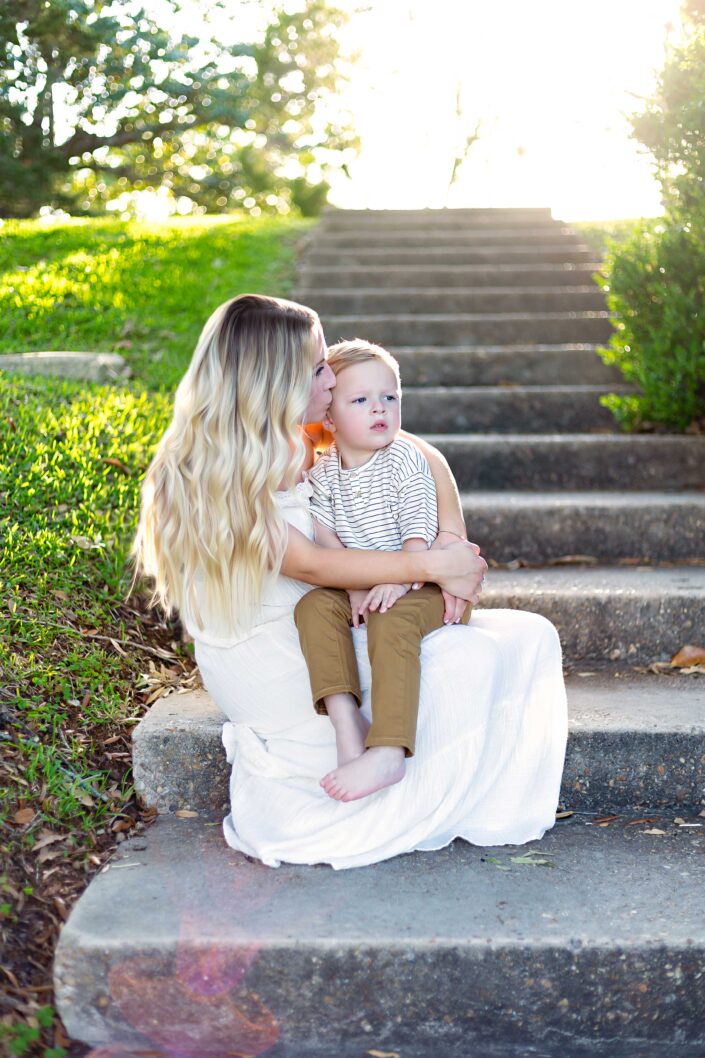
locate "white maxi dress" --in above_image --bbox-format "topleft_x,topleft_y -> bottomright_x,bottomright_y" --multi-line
187,481 -> 568,870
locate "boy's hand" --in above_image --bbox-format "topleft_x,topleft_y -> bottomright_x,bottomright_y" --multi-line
360,582 -> 410,619
347,589 -> 369,628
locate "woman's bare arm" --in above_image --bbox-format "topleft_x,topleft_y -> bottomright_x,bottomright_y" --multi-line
400,430 -> 467,539
281,525 -> 485,603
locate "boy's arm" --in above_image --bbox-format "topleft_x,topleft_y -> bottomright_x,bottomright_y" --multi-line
399,429 -> 467,541
312,518 -> 344,549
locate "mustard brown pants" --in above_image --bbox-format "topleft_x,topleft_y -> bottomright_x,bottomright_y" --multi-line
293,585 -> 471,757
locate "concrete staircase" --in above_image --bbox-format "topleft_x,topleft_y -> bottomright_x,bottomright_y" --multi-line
54,208 -> 705,1056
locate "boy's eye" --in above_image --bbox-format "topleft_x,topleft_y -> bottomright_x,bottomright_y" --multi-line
384,394 -> 398,402
352,396 -> 366,404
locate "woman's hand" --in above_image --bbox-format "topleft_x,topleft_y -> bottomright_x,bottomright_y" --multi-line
412,532 -> 485,621
432,539 -> 487,605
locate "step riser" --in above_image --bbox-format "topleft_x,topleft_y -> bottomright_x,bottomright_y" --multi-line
465,499 -> 705,562
132,696 -> 705,817
478,590 -> 704,663
298,265 -> 602,289
394,348 -> 621,386
300,289 -> 606,315
401,387 -> 623,433
322,207 -> 555,227
313,229 -> 581,248
322,314 -> 613,345
55,939 -> 705,1056
427,436 -> 705,489
308,248 -> 595,266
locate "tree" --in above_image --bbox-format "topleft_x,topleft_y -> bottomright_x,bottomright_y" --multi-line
597,1 -> 705,431
629,0 -> 705,216
0,0 -> 357,217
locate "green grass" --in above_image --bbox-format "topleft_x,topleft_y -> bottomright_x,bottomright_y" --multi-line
0,214 -> 312,389
0,214 -> 312,1053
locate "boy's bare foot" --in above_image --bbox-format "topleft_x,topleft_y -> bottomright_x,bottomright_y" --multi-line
325,694 -> 370,766
321,746 -> 406,802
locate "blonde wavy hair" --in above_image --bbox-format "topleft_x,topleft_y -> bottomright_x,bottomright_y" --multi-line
132,293 -> 320,636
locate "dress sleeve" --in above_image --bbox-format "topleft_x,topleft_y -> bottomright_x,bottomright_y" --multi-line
394,446 -> 439,546
307,459 -> 337,533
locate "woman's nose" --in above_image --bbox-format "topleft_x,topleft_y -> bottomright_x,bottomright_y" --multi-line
324,363 -> 336,389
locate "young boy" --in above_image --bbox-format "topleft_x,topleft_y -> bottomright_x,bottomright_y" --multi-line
294,340 -> 471,804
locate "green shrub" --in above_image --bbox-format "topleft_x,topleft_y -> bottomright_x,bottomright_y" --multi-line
596,215 -> 705,431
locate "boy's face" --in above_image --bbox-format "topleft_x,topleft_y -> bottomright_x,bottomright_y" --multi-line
325,359 -> 401,456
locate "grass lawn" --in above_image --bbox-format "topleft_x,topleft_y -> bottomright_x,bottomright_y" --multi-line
0,213 -> 312,1057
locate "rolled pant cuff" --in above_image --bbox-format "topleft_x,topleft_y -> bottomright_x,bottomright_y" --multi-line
365,734 -> 415,758
313,685 -> 362,715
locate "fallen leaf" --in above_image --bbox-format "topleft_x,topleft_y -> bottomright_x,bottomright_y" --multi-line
626,817 -> 659,826
175,809 -> 198,818
671,644 -> 705,667
483,856 -> 510,871
510,852 -> 556,868
643,828 -> 666,836
555,811 -> 574,819
674,817 -> 686,825
594,815 -> 619,824
32,831 -> 64,852
102,457 -> 130,474
366,1051 -> 401,1058
14,807 -> 34,825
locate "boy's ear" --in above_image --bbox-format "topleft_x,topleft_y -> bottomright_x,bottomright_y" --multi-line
323,413 -> 337,433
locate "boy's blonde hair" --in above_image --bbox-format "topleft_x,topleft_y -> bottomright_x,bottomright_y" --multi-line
327,339 -> 401,388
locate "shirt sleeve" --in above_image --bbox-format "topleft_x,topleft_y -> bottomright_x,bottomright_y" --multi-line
393,445 -> 439,546
306,458 -> 337,533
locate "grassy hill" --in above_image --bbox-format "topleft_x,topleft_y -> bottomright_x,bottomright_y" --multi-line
0,214 -> 312,1056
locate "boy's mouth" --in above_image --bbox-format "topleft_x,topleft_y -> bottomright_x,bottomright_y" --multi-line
370,422 -> 388,432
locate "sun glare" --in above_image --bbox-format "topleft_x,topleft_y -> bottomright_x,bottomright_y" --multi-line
327,0 -> 682,220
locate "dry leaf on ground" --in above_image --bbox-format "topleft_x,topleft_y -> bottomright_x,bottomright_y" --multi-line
671,644 -> 705,667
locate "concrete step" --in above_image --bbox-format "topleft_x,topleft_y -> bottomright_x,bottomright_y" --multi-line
479,566 -> 705,662
423,432 -> 705,489
463,491 -> 705,563
301,286 -> 606,315
298,262 -> 603,289
322,206 -> 556,228
307,246 -> 595,267
313,227 -> 582,249
130,676 -> 705,817
401,385 -> 627,433
55,810 -> 705,1056
321,311 -> 613,346
393,344 -> 621,386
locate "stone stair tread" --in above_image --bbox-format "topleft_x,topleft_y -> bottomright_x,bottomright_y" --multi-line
138,674 -> 705,742
302,285 -> 603,295
54,811 -> 705,1053
462,489 -> 705,507
56,809 -> 705,948
406,383 -> 628,395
482,564 -> 705,595
130,674 -> 705,815
322,311 -> 610,322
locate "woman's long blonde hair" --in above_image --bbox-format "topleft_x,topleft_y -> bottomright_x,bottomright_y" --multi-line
132,293 -> 320,636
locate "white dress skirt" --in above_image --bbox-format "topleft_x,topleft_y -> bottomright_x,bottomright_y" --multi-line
189,483 -> 568,870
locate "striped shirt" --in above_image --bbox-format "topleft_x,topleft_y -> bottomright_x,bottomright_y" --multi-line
307,437 -> 438,551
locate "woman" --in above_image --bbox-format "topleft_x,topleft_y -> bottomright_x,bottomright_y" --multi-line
133,294 -> 567,869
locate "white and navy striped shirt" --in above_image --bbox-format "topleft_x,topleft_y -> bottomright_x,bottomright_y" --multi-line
307,437 -> 438,551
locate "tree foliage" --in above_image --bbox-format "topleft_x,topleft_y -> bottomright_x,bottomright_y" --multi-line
597,2 -> 705,431
630,0 -> 705,214
0,0 -> 356,217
